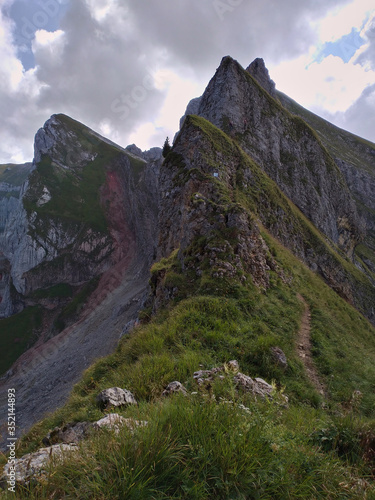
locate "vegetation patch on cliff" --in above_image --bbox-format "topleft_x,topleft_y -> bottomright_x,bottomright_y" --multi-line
0,307 -> 42,376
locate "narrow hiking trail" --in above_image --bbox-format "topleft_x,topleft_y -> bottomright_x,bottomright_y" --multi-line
296,294 -> 327,398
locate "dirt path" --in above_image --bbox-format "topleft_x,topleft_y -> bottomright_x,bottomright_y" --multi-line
296,294 -> 327,397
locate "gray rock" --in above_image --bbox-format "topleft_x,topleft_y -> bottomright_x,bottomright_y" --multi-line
179,96 -> 202,130
162,381 -> 188,397
143,147 -> 162,162
42,421 -> 91,446
96,387 -> 137,408
226,360 -> 239,372
192,361 -> 277,400
234,373 -> 274,399
246,57 -> 276,98
93,413 -> 147,433
271,347 -> 288,370
125,143 -> 144,157
1,443 -> 78,486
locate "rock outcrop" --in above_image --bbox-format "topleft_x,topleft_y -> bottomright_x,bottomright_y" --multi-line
183,56 -> 360,258
0,163 -> 34,316
246,57 -> 276,98
96,387 -> 138,408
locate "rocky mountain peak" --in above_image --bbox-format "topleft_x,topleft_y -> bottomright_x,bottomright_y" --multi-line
192,56 -> 361,258
246,57 -> 276,98
34,114 -> 98,169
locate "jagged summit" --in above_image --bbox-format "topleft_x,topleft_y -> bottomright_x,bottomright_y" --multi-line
246,57 -> 276,98
181,55 -> 360,259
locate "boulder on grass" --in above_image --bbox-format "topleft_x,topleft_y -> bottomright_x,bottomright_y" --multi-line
96,387 -> 137,409
93,413 -> 147,434
1,444 -> 78,486
162,381 -> 188,397
42,421 -> 91,446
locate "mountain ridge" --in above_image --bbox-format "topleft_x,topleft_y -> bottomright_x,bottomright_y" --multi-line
1,56 -> 375,497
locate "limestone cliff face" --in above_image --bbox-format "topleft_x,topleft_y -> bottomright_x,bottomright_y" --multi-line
187,56 -> 360,258
1,114 -> 160,321
0,116 -> 161,445
0,163 -> 34,316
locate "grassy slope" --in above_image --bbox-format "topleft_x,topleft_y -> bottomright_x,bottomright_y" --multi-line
5,229 -> 375,499
188,115 -> 375,317
22,116 -> 120,234
3,120 -> 375,498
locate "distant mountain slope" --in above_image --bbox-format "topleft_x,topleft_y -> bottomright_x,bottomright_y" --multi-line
0,115 -> 161,447
278,91 -> 375,278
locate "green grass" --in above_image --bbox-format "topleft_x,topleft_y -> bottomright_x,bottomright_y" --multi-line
0,307 -> 42,375
22,114 -> 127,235
278,91 -> 375,175
29,283 -> 73,300
7,396 -> 375,499
0,163 -> 33,187
53,276 -> 100,332
23,152 -> 110,233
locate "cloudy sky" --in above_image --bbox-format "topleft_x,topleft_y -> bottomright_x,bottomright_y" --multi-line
0,0 -> 374,164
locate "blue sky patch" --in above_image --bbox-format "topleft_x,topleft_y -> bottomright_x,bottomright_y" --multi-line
315,28 -> 365,64
3,0 -> 70,70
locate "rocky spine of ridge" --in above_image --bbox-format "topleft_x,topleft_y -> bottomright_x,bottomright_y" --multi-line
155,116 -> 279,311
187,56 -> 361,259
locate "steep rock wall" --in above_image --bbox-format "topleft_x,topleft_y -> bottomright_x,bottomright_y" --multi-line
191,56 -> 360,258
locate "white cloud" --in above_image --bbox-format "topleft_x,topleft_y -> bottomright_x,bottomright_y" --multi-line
317,0 -> 374,42
33,28 -> 64,47
271,54 -> 375,113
